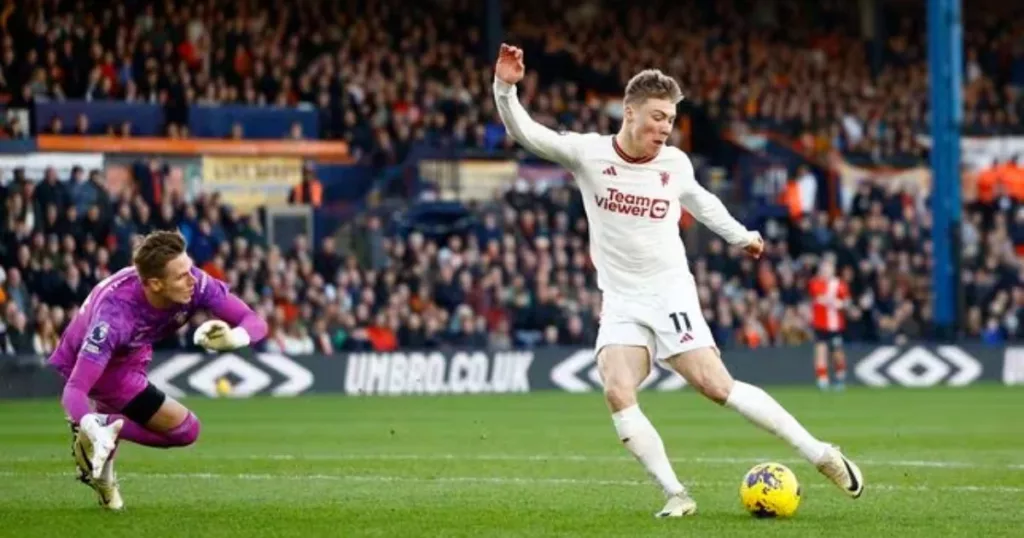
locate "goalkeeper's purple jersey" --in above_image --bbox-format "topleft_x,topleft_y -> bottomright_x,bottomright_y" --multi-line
48,265 -> 230,375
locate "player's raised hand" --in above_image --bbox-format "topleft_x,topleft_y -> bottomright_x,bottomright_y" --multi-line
495,43 -> 525,85
743,232 -> 765,259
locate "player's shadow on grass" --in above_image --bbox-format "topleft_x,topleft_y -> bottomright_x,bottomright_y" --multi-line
641,508 -> 817,525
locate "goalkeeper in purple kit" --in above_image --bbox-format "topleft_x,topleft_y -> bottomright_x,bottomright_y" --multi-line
47,231 -> 268,510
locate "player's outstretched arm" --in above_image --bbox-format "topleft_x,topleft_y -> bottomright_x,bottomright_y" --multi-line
677,157 -> 761,251
63,316 -> 124,423
493,43 -> 583,169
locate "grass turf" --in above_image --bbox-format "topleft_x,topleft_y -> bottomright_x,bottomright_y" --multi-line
1,386 -> 1022,537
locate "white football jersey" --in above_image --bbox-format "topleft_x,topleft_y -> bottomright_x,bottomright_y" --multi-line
493,78 -> 756,297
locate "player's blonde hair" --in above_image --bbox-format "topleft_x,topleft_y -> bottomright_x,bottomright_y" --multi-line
624,69 -> 684,106
133,230 -> 187,280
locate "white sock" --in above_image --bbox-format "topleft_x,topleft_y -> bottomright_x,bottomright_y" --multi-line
612,405 -> 685,497
725,381 -> 829,464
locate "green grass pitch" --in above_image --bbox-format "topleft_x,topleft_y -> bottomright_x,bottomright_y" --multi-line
1,386 -> 1022,537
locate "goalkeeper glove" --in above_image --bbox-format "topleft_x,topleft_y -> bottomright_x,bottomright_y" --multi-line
193,320 -> 251,351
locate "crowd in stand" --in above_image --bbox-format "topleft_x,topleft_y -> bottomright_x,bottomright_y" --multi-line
2,0 -> 1024,356
4,0 -> 1023,166
517,0 -> 1024,164
3,158 -> 1024,357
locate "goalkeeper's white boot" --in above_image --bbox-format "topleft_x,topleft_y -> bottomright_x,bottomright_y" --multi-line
91,458 -> 125,511
655,491 -> 698,518
816,445 -> 864,498
71,418 -> 125,510
76,414 -> 122,478
74,443 -> 125,510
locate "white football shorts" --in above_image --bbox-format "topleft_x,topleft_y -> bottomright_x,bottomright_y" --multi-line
594,280 -> 716,364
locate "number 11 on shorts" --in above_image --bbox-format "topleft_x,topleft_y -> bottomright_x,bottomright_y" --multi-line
668,312 -> 692,333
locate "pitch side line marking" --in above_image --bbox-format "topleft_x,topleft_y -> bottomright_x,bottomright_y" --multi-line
1,471 -> 1022,494
247,453 -> 1024,470
11,452 -> 1024,470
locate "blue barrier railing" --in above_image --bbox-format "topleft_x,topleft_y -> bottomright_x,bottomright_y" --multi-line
33,101 -> 319,139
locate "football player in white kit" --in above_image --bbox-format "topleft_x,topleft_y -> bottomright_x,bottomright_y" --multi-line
492,44 -> 864,517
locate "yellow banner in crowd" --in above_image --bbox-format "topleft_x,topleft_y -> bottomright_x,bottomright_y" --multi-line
201,156 -> 303,212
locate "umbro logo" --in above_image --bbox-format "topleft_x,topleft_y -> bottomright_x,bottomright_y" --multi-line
603,166 -> 617,176
149,352 -> 315,398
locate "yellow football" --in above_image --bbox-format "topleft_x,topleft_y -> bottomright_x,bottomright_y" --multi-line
740,462 -> 802,518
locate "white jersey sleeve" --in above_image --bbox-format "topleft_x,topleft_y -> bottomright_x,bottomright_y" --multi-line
676,155 -> 757,247
493,78 -> 592,169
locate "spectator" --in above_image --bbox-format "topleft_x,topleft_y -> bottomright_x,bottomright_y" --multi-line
32,317 -> 59,356
2,308 -> 32,355
288,163 -> 323,208
366,312 -> 399,352
3,267 -> 30,314
311,319 -> 334,354
33,168 -> 67,216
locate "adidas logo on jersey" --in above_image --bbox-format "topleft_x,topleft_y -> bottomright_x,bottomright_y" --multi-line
680,333 -> 694,343
602,166 -> 617,176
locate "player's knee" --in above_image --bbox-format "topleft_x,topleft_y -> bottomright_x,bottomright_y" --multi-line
596,345 -> 649,411
603,378 -> 638,411
167,413 -> 201,447
668,348 -> 734,405
181,419 -> 201,446
702,382 -> 733,405
689,373 -> 734,405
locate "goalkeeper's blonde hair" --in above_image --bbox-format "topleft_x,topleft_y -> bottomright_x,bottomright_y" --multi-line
624,69 -> 683,105
133,230 -> 187,280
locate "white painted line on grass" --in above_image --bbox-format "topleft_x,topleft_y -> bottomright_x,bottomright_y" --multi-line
11,452 -> 1024,471
246,452 -> 1024,471
1,470 -> 1021,494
